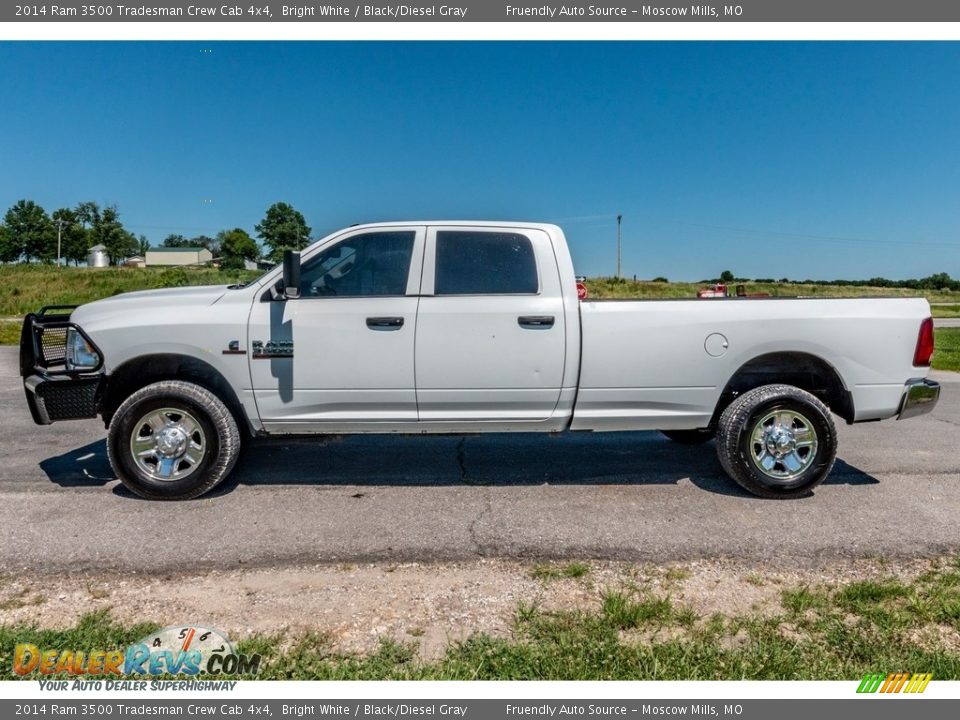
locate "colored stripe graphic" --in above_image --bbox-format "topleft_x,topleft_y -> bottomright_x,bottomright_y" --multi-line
858,672 -> 931,693
857,673 -> 885,693
889,672 -> 909,693
905,673 -> 933,693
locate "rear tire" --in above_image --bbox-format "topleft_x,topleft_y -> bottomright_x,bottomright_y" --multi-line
107,380 -> 241,500
660,429 -> 714,444
716,384 -> 837,499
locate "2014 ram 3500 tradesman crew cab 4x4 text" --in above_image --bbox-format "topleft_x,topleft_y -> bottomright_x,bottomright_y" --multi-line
20,222 -> 940,500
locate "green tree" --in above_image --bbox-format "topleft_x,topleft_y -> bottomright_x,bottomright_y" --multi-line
74,201 -> 99,265
191,235 -> 217,254
162,234 -> 192,248
88,205 -> 136,264
74,201 -> 100,230
719,270 -> 735,283
217,228 -> 260,270
919,272 -> 956,291
52,207 -> 89,266
137,234 -> 151,256
255,202 -> 311,263
4,200 -> 55,262
0,223 -> 18,263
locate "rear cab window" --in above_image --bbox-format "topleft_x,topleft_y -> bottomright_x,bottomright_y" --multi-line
434,231 -> 539,295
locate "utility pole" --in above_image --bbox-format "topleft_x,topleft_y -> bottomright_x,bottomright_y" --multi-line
616,214 -> 622,279
53,218 -> 69,267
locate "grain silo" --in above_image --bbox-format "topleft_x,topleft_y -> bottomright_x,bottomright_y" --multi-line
87,244 -> 109,268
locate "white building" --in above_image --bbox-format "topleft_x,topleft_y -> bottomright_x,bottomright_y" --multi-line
145,247 -> 213,267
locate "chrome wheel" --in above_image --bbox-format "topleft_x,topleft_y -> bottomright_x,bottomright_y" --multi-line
748,409 -> 818,483
129,407 -> 206,482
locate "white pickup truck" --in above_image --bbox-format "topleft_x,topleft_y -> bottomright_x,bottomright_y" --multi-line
20,221 -> 940,500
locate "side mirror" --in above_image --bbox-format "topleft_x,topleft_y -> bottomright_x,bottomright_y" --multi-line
282,250 -> 301,299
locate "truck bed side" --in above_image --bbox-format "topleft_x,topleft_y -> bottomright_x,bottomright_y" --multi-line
571,297 -> 932,431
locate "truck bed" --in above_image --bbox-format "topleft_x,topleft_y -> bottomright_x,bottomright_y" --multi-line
571,296 -> 931,431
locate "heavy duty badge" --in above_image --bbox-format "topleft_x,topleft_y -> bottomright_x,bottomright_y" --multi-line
251,340 -> 294,358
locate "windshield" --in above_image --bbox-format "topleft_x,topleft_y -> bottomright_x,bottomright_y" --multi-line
228,261 -> 278,290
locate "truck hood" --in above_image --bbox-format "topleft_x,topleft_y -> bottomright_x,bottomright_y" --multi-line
71,285 -> 231,325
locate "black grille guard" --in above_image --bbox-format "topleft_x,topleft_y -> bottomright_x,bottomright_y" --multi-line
20,306 -> 104,378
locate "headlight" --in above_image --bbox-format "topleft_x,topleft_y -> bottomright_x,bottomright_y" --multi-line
65,328 -> 101,371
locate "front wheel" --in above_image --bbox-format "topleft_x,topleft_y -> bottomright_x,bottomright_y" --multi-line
716,384 -> 837,499
107,380 -> 241,500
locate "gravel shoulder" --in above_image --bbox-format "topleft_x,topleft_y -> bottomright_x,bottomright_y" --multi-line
3,557 -> 957,659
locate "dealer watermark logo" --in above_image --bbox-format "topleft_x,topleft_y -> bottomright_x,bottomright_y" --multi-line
14,624 -> 261,681
857,672 -> 932,694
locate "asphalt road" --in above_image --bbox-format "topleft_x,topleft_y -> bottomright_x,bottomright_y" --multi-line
1,347 -> 958,574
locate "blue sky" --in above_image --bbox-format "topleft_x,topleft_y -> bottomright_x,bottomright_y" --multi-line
1,41 -> 958,280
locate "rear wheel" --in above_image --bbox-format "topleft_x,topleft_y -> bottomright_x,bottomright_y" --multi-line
660,429 -> 714,444
107,380 -> 240,500
716,384 -> 837,499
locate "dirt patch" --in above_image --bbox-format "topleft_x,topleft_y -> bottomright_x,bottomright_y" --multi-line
0,557 -> 952,659
906,623 -> 960,654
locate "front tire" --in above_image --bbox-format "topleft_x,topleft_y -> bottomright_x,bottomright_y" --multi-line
716,384 -> 837,499
107,380 -> 241,500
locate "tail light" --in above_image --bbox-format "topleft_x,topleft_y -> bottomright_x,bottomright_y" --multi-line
913,317 -> 935,367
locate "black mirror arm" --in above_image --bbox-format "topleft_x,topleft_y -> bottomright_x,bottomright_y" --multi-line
282,250 -> 301,299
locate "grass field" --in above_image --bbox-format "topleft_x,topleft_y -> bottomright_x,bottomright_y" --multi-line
0,265 -> 259,318
0,265 -> 259,344
585,276 -> 960,304
934,329 -> 960,372
2,560 -> 958,680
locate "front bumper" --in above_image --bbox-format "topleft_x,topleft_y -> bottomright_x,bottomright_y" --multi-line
24,374 -> 103,425
897,378 -> 941,421
20,308 -> 104,425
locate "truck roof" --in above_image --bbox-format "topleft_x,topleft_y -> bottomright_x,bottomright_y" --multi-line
343,220 -> 563,232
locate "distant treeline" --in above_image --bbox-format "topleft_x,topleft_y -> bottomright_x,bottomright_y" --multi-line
701,272 -> 959,291
0,198 -> 312,269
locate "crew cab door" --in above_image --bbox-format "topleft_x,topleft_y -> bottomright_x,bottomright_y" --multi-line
249,226 -> 425,429
414,226 -> 566,422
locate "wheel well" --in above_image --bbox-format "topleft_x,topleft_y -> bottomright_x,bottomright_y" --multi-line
100,354 -> 251,435
712,352 -> 854,426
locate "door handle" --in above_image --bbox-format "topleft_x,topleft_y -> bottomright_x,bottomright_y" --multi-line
366,316 -> 405,329
518,315 -> 555,329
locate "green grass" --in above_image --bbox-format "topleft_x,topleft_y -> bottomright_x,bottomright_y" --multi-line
0,265 -> 258,318
600,590 -> 678,628
4,563 -> 959,681
0,264 -> 260,345
932,304 -> 960,318
933,328 -> 960,372
530,562 -> 591,581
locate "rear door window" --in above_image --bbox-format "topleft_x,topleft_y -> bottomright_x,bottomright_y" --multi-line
434,231 -> 538,295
